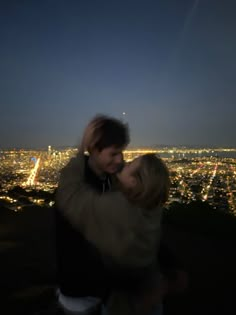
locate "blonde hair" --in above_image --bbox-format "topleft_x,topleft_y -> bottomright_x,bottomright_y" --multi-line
125,154 -> 170,209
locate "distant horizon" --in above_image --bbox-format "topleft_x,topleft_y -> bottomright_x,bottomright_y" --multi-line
1,144 -> 236,151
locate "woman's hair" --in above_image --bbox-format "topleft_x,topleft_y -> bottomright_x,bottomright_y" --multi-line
126,154 -> 170,209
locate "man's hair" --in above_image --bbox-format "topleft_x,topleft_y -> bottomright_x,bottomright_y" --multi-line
127,154 -> 170,209
90,115 -> 130,151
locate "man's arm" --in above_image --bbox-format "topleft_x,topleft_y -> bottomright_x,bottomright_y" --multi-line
56,152 -> 157,267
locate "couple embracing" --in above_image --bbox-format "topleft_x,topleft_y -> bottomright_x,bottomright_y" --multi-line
55,115 -> 187,315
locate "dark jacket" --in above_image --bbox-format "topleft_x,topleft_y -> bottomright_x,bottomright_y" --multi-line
55,155 -> 113,298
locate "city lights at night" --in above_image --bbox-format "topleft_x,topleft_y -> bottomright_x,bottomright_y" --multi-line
0,146 -> 236,214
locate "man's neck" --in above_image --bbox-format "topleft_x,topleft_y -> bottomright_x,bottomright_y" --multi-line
88,156 -> 106,178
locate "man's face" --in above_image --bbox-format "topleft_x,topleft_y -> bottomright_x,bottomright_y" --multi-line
92,146 -> 124,174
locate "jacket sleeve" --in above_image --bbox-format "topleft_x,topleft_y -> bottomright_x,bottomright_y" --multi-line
56,152 -> 160,267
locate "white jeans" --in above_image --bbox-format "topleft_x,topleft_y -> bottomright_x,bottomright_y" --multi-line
57,289 -> 101,315
57,290 -> 162,315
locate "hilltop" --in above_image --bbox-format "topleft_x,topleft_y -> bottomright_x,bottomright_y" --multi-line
0,202 -> 236,315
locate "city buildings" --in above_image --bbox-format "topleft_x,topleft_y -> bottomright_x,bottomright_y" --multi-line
0,147 -> 236,214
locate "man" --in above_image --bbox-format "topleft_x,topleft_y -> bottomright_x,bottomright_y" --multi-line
55,115 -> 130,314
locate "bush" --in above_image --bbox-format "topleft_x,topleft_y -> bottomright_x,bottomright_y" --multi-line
163,201 -> 236,241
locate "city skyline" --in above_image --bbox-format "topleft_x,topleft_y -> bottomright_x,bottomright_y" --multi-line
1,146 -> 236,214
1,0 -> 236,148
1,144 -> 236,151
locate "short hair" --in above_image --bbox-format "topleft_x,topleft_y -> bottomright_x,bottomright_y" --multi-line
127,154 -> 170,209
89,115 -> 130,151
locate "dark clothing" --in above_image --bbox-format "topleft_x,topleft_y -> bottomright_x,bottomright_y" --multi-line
55,156 -> 112,299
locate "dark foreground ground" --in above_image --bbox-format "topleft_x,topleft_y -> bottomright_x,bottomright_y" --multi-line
0,205 -> 236,315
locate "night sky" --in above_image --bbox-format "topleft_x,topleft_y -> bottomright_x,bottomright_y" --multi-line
0,0 -> 235,148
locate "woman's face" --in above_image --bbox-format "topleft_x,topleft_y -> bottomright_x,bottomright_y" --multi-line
117,156 -> 141,189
